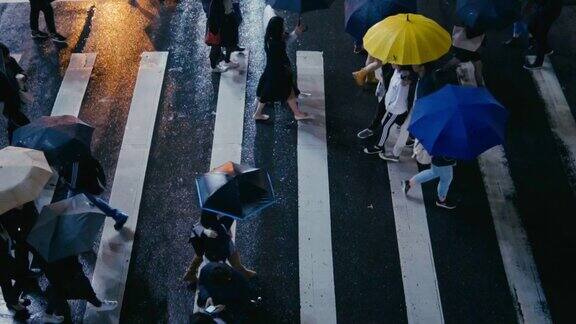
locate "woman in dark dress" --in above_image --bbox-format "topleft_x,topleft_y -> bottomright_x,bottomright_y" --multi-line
253,16 -> 311,121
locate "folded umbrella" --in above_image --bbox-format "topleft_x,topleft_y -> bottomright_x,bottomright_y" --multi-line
196,162 -> 276,220
0,146 -> 53,215
26,194 -> 105,262
456,0 -> 521,32
408,85 -> 509,160
267,0 -> 335,14
13,115 -> 94,168
345,0 -> 416,41
363,13 -> 451,65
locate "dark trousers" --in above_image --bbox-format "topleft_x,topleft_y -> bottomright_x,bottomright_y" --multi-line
368,98 -> 387,131
529,7 -> 562,66
5,109 -> 30,144
29,0 -> 57,33
209,46 -> 231,69
0,278 -> 18,306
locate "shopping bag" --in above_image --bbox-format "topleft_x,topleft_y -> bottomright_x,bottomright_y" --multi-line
205,31 -> 221,46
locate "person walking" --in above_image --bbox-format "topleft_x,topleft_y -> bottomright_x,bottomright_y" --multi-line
363,65 -> 413,161
0,43 -> 30,144
28,0 -> 67,43
524,0 -> 562,69
0,224 -> 30,316
206,0 -> 243,73
402,155 -> 457,209
253,16 -> 311,121
38,255 -> 117,323
183,211 -> 255,284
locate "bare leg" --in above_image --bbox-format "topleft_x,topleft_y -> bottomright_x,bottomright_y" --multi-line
228,251 -> 256,279
253,98 -> 269,120
286,91 -> 310,120
182,255 -> 203,283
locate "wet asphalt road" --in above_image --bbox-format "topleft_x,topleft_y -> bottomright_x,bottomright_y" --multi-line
2,0 -> 576,323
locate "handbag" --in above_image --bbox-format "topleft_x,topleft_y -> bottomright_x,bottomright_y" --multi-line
205,30 -> 221,46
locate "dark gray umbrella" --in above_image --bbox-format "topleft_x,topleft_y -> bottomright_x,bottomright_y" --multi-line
13,115 -> 94,167
195,162 -> 276,220
27,194 -> 105,262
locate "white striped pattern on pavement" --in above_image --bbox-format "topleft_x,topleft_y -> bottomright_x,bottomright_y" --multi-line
296,51 -> 337,324
84,51 -> 168,324
193,50 -> 249,313
385,140 -> 444,323
459,65 -> 552,324
527,56 -> 576,190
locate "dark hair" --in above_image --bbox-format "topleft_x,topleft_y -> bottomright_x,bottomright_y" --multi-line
200,210 -> 219,229
208,264 -> 233,286
190,312 -> 216,324
0,43 -> 9,58
265,16 -> 285,44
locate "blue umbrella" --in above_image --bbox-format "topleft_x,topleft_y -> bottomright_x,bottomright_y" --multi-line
267,0 -> 336,14
196,162 -> 276,220
345,0 -> 416,41
456,0 -> 521,32
408,85 -> 509,160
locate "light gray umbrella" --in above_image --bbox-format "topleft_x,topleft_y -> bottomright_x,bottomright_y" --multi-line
27,194 -> 105,262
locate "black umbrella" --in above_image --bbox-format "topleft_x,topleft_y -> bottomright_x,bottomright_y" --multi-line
267,0 -> 336,14
12,115 -> 94,167
196,162 -> 276,220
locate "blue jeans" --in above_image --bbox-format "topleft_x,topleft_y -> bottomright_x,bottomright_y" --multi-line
411,164 -> 453,201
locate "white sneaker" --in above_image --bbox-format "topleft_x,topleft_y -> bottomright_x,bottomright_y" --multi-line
224,61 -> 240,69
211,63 -> 229,73
96,300 -> 118,311
37,312 -> 65,323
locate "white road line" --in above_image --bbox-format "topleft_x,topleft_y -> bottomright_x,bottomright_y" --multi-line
296,51 -> 337,324
459,65 -> 552,323
479,147 -> 552,323
193,51 -> 249,313
84,51 -> 168,324
51,53 -> 97,117
385,145 -> 444,323
527,56 -> 576,190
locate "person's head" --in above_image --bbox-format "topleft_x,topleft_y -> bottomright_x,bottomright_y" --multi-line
200,210 -> 219,229
208,263 -> 233,286
265,16 -> 285,42
190,312 -> 216,324
0,43 -> 9,60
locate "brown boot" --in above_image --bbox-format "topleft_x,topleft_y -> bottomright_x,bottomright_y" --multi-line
352,68 -> 368,86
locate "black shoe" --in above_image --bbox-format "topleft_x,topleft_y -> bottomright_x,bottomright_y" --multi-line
113,211 -> 128,231
406,137 -> 415,147
232,46 -> 245,52
435,198 -> 456,210
502,36 -> 520,46
523,62 -> 543,70
49,33 -> 67,43
23,268 -> 42,278
401,180 -> 411,194
363,145 -> 382,155
31,30 -> 49,39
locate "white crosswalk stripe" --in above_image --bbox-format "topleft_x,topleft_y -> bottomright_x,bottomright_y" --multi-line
85,51 -> 168,323
296,51 -> 337,324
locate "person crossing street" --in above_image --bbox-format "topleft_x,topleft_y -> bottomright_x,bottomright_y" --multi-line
28,0 -> 67,43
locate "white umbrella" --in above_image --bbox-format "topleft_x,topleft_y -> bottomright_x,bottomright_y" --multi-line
27,194 -> 105,262
0,146 -> 53,215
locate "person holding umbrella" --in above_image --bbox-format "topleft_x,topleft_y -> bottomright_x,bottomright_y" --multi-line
1,223 -> 30,317
0,44 -> 30,144
253,16 -> 312,121
183,211 -> 256,284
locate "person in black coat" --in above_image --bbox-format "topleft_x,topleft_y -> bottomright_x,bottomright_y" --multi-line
0,43 -> 30,144
206,0 -> 243,73
0,224 -> 30,315
182,211 -> 255,284
524,0 -> 563,69
253,16 -> 312,122
197,262 -> 257,323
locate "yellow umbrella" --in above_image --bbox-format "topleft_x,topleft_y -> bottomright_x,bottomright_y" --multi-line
0,146 -> 53,215
363,13 -> 451,65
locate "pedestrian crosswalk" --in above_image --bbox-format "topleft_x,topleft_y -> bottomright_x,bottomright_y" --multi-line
1,45 -> 576,324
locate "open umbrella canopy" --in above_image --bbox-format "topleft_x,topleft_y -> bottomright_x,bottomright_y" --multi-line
13,115 -> 94,167
267,0 -> 335,14
456,0 -> 521,32
196,162 -> 275,220
345,0 -> 416,41
26,194 -> 105,262
408,85 -> 509,160
0,146 -> 53,215
363,13 -> 451,65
